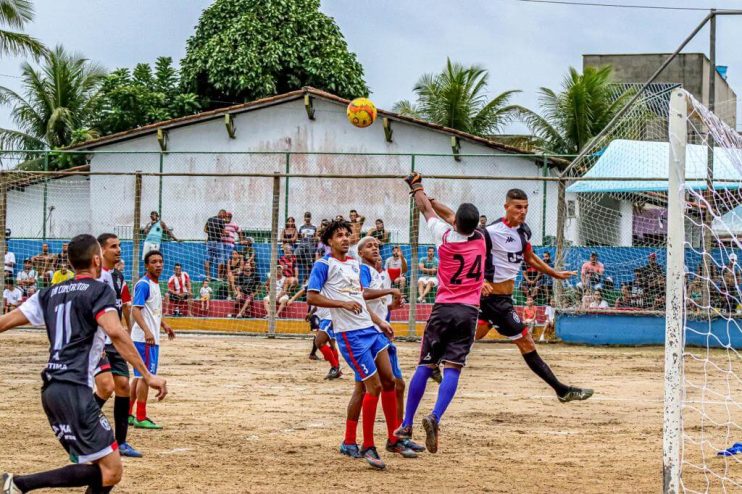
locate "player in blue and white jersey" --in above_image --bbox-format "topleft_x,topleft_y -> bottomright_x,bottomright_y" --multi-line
306,220 -> 401,470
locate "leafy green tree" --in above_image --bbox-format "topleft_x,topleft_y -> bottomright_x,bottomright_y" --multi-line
0,0 -> 45,59
94,57 -> 201,135
0,45 -> 105,159
180,0 -> 368,105
520,65 -> 634,155
393,58 -> 525,137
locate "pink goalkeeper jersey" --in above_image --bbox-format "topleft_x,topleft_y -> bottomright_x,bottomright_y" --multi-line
426,217 -> 486,306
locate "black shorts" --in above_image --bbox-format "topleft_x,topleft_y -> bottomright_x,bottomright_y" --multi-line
94,345 -> 129,378
419,304 -> 479,367
41,382 -> 117,464
308,314 -> 320,331
479,295 -> 527,340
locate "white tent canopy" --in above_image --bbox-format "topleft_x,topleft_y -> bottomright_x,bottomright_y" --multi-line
567,139 -> 742,194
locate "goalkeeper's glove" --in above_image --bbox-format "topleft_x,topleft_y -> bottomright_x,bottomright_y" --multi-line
404,172 -> 424,194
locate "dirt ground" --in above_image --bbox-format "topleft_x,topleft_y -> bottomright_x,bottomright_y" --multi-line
0,330 -> 738,493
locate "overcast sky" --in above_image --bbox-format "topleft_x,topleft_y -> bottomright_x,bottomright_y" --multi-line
0,0 -> 741,138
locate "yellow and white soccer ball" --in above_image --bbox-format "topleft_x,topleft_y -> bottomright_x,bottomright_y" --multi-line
346,97 -> 377,128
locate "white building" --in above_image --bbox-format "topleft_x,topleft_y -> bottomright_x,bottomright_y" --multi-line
13,87 -> 565,243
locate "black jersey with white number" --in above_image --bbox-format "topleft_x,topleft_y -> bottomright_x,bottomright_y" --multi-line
482,219 -> 532,283
20,276 -> 117,389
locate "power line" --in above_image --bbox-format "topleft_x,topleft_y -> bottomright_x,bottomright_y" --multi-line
514,0 -> 727,11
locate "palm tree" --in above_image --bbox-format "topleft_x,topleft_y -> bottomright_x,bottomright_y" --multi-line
520,65 -> 635,156
393,58 -> 525,136
0,45 -> 106,156
0,0 -> 45,59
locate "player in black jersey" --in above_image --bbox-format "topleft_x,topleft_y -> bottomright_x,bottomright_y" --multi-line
0,234 -> 167,494
92,233 -> 141,458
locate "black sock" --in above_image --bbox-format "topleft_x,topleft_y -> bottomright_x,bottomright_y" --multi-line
522,350 -> 569,396
310,338 -> 318,355
114,395 -> 130,445
85,486 -> 114,494
14,464 -> 102,491
94,393 -> 107,409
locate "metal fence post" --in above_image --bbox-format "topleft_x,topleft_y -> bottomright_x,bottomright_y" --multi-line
132,172 -> 142,283
42,151 -> 49,240
268,172 -> 281,338
284,153 -> 290,221
158,153 -> 164,216
0,172 -> 7,298
541,155 -> 548,243
408,155 -> 418,338
554,176 -> 567,307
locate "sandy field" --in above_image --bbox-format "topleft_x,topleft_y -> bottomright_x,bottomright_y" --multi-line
0,330 -> 739,493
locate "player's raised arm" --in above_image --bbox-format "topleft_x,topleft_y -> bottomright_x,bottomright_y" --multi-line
429,199 -> 456,226
523,249 -> 576,280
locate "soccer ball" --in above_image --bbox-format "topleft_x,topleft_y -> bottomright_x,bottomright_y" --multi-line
347,97 -> 377,128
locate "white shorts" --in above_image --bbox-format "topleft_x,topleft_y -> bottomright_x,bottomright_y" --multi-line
418,276 -> 439,286
142,241 -> 161,260
264,294 -> 289,304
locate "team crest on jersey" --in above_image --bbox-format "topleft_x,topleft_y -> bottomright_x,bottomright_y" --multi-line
512,312 -> 521,323
99,416 -> 112,431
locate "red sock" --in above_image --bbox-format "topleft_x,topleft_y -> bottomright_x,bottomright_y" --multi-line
136,401 -> 147,422
331,346 -> 339,361
344,419 -> 358,445
129,399 -> 136,416
381,390 -> 398,443
319,345 -> 338,368
361,393 -> 379,449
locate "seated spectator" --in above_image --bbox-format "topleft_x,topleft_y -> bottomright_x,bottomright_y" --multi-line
32,243 -> 56,286
4,247 -> 15,283
520,261 -> 540,298
479,215 -> 488,228
367,219 -> 390,246
226,249 -> 245,295
588,290 -> 609,310
417,246 -> 439,303
237,235 -> 255,265
721,255 -> 739,313
166,263 -> 192,316
687,278 -> 703,313
3,278 -> 22,313
614,284 -> 634,309
542,298 -> 556,341
264,264 -> 290,318
631,269 -> 646,308
280,217 -> 298,245
51,264 -> 74,285
385,246 -> 408,294
279,243 -> 299,291
233,261 -> 259,318
641,252 -> 665,305
16,259 -> 37,297
576,252 -> 612,293
523,297 -> 537,331
535,251 -> 554,301
199,280 -> 213,313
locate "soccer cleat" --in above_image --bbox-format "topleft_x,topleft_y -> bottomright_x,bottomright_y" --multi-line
133,417 -> 163,430
339,442 -> 362,459
2,473 -> 21,494
558,387 -> 594,403
422,414 -> 440,454
430,366 -> 442,384
386,439 -> 418,458
394,424 -> 413,440
308,353 -> 319,361
119,442 -> 143,458
325,367 -> 342,380
401,438 -> 426,453
360,446 -> 386,470
718,442 -> 742,456
128,414 -> 135,426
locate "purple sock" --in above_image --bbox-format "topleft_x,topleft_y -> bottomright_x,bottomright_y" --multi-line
402,365 -> 433,428
432,367 -> 461,423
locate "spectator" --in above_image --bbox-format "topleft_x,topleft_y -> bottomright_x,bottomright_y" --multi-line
233,260 -> 259,318
32,243 -> 56,285
641,252 -> 665,305
385,246 -> 408,293
222,211 -> 240,263
523,296 -> 537,331
615,284 -> 634,309
367,219 -> 390,245
280,217 -> 298,245
143,211 -> 179,260
204,209 -> 227,280
166,263 -> 192,316
199,280 -> 213,313
51,263 -> 74,285
588,290 -> 609,310
542,298 -> 556,341
479,215 -> 488,228
53,243 -> 69,271
631,269 -> 646,308
4,247 -> 15,282
226,249 -> 244,294
263,264 -> 290,318
348,209 -> 366,259
534,251 -> 554,302
520,261 -> 540,299
417,246 -> 439,303
3,278 -> 21,313
315,219 -> 331,261
16,259 -> 37,296
279,243 -> 299,291
115,260 -> 125,273
295,212 -> 318,282
577,252 -> 611,292
237,235 -> 256,265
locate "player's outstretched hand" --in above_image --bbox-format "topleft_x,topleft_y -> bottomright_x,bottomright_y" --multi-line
404,172 -> 423,192
165,325 -> 176,341
378,320 -> 394,339
341,301 -> 363,315
553,270 -> 577,280
145,374 -> 168,401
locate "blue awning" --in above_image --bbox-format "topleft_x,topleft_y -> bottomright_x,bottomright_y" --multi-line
567,139 -> 742,194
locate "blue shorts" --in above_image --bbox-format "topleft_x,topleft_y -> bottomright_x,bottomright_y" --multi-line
337,327 -> 390,382
133,342 -> 159,377
206,241 -> 222,264
386,338 -> 403,379
319,319 -> 335,340
221,243 -> 234,264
